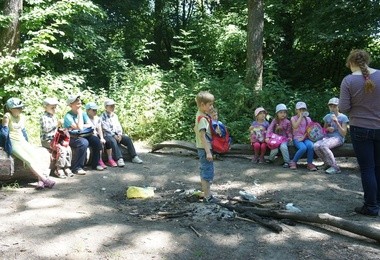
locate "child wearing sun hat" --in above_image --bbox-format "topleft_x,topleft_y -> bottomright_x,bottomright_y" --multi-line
249,107 -> 269,163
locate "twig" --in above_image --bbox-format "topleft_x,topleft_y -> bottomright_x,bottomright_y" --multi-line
189,225 -> 202,237
235,215 -> 256,223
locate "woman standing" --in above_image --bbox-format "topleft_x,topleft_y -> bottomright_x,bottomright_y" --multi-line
339,49 -> 380,216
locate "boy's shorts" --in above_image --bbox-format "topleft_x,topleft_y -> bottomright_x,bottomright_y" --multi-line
197,149 -> 214,182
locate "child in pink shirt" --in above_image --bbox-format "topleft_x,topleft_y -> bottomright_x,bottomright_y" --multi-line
289,101 -> 317,171
266,104 -> 292,168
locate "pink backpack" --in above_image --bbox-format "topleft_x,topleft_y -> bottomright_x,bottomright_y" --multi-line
266,133 -> 287,150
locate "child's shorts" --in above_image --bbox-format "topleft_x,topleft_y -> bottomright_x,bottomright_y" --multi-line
197,149 -> 214,182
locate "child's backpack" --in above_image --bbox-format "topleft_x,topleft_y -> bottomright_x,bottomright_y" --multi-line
306,121 -> 325,142
50,128 -> 70,160
197,115 -> 231,154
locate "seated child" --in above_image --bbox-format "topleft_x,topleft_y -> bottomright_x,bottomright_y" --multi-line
249,107 -> 269,163
289,101 -> 317,171
85,102 -> 112,168
2,97 -> 55,189
265,104 -> 292,168
40,97 -> 73,178
101,99 -> 143,166
314,97 -> 349,174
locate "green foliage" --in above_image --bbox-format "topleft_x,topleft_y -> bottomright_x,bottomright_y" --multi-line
1,0 -> 380,148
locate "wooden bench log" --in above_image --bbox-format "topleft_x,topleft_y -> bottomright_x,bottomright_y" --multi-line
151,140 -> 356,158
0,147 -> 51,183
0,144 -> 133,183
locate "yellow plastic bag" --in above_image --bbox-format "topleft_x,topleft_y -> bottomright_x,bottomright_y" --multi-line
126,186 -> 155,199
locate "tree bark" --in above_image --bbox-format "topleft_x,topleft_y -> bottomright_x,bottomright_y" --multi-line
0,0 -> 23,55
245,0 -> 264,91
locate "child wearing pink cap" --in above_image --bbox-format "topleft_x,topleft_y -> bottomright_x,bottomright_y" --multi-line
249,107 -> 269,163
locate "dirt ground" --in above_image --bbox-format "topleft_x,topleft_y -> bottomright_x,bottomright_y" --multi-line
0,142 -> 380,260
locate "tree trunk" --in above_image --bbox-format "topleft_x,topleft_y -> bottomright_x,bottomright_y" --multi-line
0,0 -> 23,55
245,0 -> 264,91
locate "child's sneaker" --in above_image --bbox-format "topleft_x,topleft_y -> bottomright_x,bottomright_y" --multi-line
74,168 -> 86,175
289,161 -> 297,170
258,158 -> 265,164
36,180 -> 45,190
107,159 -> 118,167
132,156 -> 143,164
282,162 -> 290,168
307,163 -> 317,171
43,179 -> 56,189
64,168 -> 74,177
203,195 -> 220,204
55,168 -> 66,179
96,165 -> 104,171
325,167 -> 341,174
117,158 -> 125,167
99,160 -> 107,169
252,155 -> 259,163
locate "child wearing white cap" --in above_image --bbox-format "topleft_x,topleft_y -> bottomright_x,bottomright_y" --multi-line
289,101 -> 317,171
85,102 -> 109,169
249,107 -> 269,163
265,104 -> 293,167
101,99 -> 143,166
314,97 -> 349,174
40,97 -> 73,178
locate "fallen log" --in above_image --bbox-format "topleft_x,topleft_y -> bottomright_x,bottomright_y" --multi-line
238,212 -> 283,233
226,196 -> 276,208
151,140 -> 356,157
219,203 -> 380,243
0,147 -> 51,182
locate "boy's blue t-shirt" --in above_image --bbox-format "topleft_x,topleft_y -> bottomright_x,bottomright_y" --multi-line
63,111 -> 90,129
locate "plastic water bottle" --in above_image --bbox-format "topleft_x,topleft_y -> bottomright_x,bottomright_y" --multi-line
285,203 -> 301,213
239,191 -> 257,202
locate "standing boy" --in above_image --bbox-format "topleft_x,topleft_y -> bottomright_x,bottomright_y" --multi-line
195,91 -> 218,203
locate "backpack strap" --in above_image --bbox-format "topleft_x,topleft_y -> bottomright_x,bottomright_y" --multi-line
197,115 -> 214,140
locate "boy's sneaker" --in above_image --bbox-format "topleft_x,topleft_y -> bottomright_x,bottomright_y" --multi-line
64,168 -> 74,177
107,159 -> 118,167
117,158 -> 125,167
325,167 -> 341,174
99,160 -> 107,169
43,179 -> 56,189
132,156 -> 143,164
307,163 -> 318,171
282,162 -> 290,168
74,168 -> 86,175
289,161 -> 297,170
203,195 -> 220,204
55,168 -> 66,179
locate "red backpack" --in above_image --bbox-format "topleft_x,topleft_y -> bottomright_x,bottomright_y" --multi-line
197,115 -> 231,154
50,128 -> 70,160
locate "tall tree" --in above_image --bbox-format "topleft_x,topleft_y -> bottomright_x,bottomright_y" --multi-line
0,0 -> 23,54
245,0 -> 263,91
